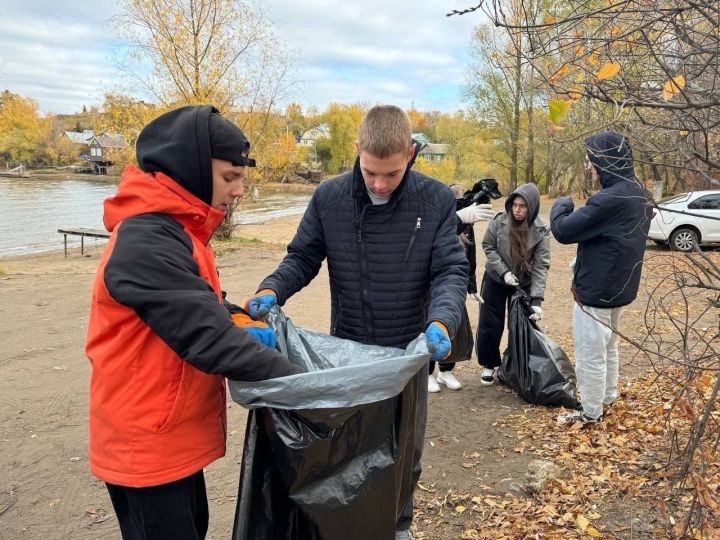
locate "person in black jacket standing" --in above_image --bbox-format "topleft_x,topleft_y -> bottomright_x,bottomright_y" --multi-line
245,105 -> 469,540
427,183 -> 494,393
551,131 -> 651,424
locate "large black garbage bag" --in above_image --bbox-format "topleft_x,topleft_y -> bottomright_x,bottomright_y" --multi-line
444,305 -> 473,363
497,291 -> 579,409
228,308 -> 430,540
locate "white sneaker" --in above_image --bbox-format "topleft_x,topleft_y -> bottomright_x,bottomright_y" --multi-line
556,409 -> 601,425
395,530 -> 414,540
436,371 -> 462,390
480,367 -> 495,385
428,376 -> 441,393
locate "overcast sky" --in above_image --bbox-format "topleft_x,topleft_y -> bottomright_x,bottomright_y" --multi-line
0,1 -> 483,115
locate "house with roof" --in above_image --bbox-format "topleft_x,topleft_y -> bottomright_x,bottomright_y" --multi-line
299,123 -> 330,147
412,133 -> 451,161
418,143 -> 450,161
86,133 -> 127,174
60,129 -> 127,174
62,129 -> 95,145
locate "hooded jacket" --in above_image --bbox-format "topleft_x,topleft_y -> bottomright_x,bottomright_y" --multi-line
258,152 -> 469,348
481,183 -> 551,301
550,131 -> 652,308
86,106 -> 299,487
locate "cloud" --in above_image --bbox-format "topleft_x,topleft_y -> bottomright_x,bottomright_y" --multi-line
267,1 -> 481,111
0,0 -> 484,114
0,1 -> 121,113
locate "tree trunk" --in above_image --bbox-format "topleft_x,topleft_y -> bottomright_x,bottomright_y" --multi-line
509,31 -> 522,192
525,97 -> 535,185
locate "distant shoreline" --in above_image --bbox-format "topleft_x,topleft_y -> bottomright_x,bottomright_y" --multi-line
23,172 -> 121,183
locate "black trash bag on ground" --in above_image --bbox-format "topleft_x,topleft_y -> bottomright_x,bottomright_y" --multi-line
228,307 -> 430,540
497,291 -> 579,409
443,305 -> 473,363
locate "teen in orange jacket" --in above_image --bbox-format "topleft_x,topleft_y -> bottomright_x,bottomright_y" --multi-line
85,105 -> 301,539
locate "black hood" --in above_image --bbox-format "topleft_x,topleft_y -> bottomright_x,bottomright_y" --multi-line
408,138 -> 422,168
585,131 -> 635,189
136,105 -> 216,205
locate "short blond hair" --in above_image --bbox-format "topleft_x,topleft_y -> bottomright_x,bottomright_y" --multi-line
357,105 -> 412,158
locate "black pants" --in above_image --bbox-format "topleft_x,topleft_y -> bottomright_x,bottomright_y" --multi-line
106,470 -> 209,540
428,360 -> 455,374
476,274 -> 529,369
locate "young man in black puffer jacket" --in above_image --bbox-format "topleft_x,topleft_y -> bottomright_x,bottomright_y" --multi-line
246,105 -> 469,539
551,131 -> 652,424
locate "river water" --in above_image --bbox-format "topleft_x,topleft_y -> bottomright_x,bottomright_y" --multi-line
0,175 -> 311,258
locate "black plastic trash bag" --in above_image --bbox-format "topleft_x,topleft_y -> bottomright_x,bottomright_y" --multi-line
444,305 -> 473,364
497,291 -> 579,409
228,308 -> 430,540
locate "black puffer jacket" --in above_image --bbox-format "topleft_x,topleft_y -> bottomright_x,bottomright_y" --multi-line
550,131 -> 652,308
260,160 -> 469,348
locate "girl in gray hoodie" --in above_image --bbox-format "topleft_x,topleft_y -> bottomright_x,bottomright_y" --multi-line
477,183 -> 551,384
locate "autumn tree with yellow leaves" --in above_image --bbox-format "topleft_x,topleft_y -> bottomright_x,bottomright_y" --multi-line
456,0 -> 720,193
320,103 -> 366,174
111,0 -> 294,112
0,91 -> 51,165
111,0 -> 298,168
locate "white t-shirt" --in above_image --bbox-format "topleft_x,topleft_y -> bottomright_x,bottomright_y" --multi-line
366,188 -> 391,205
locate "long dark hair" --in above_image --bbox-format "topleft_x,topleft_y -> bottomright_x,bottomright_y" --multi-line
508,195 -> 531,274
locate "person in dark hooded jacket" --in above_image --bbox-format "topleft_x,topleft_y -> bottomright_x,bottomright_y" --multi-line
477,182 -> 551,385
244,104 -> 469,540
85,105 -> 302,540
427,183 -> 494,393
550,131 -> 651,424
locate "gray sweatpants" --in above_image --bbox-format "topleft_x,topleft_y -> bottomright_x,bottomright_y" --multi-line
573,302 -> 623,420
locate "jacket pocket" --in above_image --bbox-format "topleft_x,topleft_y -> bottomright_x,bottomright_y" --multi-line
403,217 -> 422,262
155,361 -> 193,433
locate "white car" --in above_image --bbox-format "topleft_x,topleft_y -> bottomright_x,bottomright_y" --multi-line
648,190 -> 720,251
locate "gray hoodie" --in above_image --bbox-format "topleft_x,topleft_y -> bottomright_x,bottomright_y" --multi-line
481,183 -> 551,302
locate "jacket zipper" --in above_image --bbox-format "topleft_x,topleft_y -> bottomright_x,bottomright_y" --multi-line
403,217 -> 422,262
332,296 -> 344,334
356,206 -> 374,342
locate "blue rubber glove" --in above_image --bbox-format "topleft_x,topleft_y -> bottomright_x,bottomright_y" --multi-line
425,322 -> 451,361
243,326 -> 277,348
244,290 -> 277,320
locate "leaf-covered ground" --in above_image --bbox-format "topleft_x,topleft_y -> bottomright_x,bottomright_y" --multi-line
415,361 -> 719,539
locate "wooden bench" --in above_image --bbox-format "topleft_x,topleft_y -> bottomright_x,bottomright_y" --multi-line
57,228 -> 110,257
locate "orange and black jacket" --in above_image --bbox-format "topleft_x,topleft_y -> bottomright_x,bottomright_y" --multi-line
86,164 -> 299,488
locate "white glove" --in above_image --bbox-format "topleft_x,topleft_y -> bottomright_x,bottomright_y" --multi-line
529,305 -> 543,321
457,204 -> 494,224
569,256 -> 576,271
503,272 -> 519,287
469,293 -> 484,304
